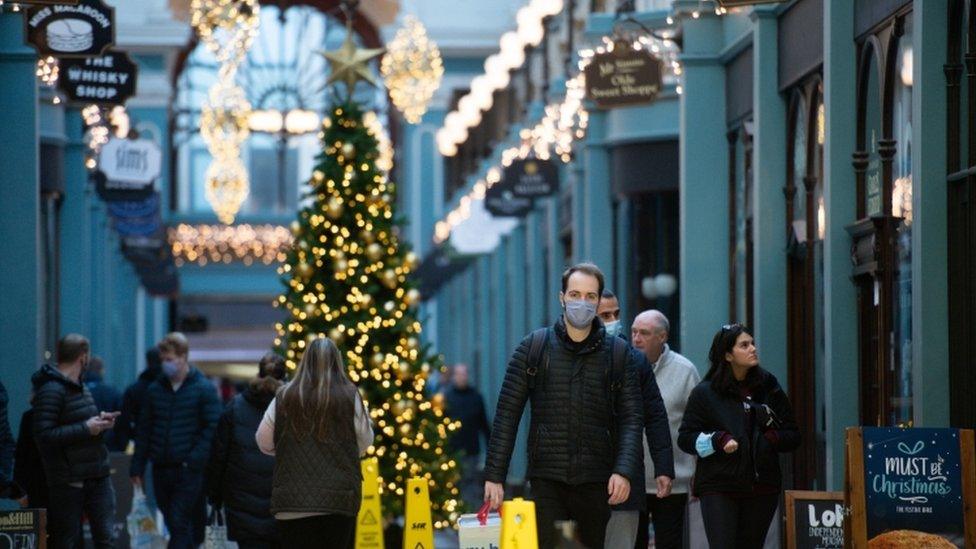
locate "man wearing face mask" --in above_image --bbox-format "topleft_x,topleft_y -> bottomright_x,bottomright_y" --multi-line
130,333 -> 221,549
597,292 -> 675,549
484,263 -> 644,548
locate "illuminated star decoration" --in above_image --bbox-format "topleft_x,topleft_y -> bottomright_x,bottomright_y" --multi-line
321,25 -> 385,98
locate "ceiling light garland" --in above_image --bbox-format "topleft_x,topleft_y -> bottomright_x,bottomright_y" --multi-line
169,223 -> 292,266
381,15 -> 444,124
191,0 -> 261,224
435,0 -> 564,156
432,32 -> 681,245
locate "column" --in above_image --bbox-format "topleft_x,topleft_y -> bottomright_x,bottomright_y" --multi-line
822,0 -> 860,490
0,12 -> 41,428
751,9 -> 789,382
59,108 -> 94,335
581,110 -> 613,273
678,8 -> 729,367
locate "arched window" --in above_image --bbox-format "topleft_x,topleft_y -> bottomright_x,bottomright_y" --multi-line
171,4 -> 389,218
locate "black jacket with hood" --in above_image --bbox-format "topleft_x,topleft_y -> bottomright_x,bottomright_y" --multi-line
484,317 -> 644,486
677,368 -> 800,495
31,364 -> 111,486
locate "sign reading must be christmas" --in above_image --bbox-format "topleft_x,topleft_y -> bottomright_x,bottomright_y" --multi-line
584,41 -> 662,109
24,0 -> 114,58
57,50 -> 138,106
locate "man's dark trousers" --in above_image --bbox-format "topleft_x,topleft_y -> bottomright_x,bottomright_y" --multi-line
530,479 -> 610,548
153,465 -> 205,549
47,476 -> 116,549
635,493 -> 688,549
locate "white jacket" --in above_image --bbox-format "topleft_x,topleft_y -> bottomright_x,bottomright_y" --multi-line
644,344 -> 700,494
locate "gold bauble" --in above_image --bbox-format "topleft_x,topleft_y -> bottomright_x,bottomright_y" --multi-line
396,361 -> 411,381
326,197 -> 344,219
381,269 -> 398,289
304,302 -> 316,316
341,142 -> 356,157
290,220 -> 302,236
403,252 -> 419,270
298,240 -> 309,251
366,243 -> 383,262
361,294 -> 374,307
371,353 -> 385,367
405,289 -> 421,306
406,337 -> 419,351
399,423 -> 411,435
393,399 -> 410,415
360,229 -> 375,244
431,393 -> 445,413
328,327 -> 344,344
334,259 -> 349,273
295,262 -> 313,279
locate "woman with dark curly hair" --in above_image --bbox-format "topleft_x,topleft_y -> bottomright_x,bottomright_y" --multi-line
678,324 -> 801,549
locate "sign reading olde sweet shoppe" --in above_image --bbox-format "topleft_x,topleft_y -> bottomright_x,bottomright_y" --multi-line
24,0 -> 114,58
584,41 -> 662,109
504,158 -> 559,198
845,427 -> 976,548
58,50 -> 138,106
484,179 -> 533,218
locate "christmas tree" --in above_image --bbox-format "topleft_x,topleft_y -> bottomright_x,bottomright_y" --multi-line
273,31 -> 462,527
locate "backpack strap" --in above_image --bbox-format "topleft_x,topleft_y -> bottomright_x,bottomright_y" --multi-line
606,336 -> 629,423
525,328 -> 551,392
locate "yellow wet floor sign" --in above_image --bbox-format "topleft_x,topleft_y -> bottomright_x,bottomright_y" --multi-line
403,477 -> 434,549
356,458 -> 384,549
500,498 -> 537,549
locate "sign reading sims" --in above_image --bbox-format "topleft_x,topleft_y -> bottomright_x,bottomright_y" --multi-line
24,0 -> 114,58
850,427 -> 971,547
58,51 -> 138,106
98,138 -> 162,186
584,42 -> 662,109
504,158 -> 559,198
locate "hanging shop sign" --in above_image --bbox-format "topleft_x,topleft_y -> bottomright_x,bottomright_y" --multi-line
784,491 -> 844,549
584,42 -> 662,109
93,170 -> 154,202
484,180 -> 533,218
98,137 -> 161,185
24,0 -> 114,58
57,50 -> 138,106
17,1 -> 80,5
504,158 -> 559,198
845,427 -> 976,548
718,0 -> 788,7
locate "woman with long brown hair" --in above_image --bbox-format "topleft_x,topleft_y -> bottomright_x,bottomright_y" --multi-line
256,338 -> 373,548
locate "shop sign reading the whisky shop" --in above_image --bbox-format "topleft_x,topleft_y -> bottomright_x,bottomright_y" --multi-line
58,50 -> 138,106
584,42 -> 662,109
24,0 -> 114,58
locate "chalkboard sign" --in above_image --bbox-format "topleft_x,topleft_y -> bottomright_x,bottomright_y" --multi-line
845,427 -> 976,548
785,491 -> 844,549
0,509 -> 46,549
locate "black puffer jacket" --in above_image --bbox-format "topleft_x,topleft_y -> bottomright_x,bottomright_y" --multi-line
31,365 -> 110,486
207,377 -> 281,544
484,317 -> 643,485
130,368 -> 221,477
677,369 -> 800,495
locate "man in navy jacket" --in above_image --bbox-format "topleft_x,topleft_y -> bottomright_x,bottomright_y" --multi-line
130,333 -> 221,549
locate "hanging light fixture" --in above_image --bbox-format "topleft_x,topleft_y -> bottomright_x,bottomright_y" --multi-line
191,0 -> 260,68
381,15 -> 444,124
205,156 -> 250,225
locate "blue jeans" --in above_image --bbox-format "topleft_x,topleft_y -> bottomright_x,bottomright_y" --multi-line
153,465 -> 204,549
47,476 -> 116,549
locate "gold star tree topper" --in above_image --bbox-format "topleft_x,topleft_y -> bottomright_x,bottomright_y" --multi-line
321,26 -> 385,96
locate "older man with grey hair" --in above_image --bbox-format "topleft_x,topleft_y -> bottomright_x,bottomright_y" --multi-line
630,310 -> 700,549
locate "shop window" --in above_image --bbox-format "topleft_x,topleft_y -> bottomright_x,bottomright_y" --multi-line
728,123 -> 754,328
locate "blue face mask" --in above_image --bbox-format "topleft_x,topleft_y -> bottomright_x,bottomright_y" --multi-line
161,360 -> 180,379
604,320 -> 622,337
564,299 -> 597,329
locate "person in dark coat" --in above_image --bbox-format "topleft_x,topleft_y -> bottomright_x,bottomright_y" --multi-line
207,353 -> 287,549
13,393 -> 47,509
678,324 -> 801,549
0,380 -> 25,504
443,363 -> 491,510
116,348 -> 162,452
33,334 -> 118,549
130,333 -> 221,549
83,356 -> 124,451
484,263 -> 644,549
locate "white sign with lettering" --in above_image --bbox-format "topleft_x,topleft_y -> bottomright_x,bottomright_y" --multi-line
98,138 -> 161,185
